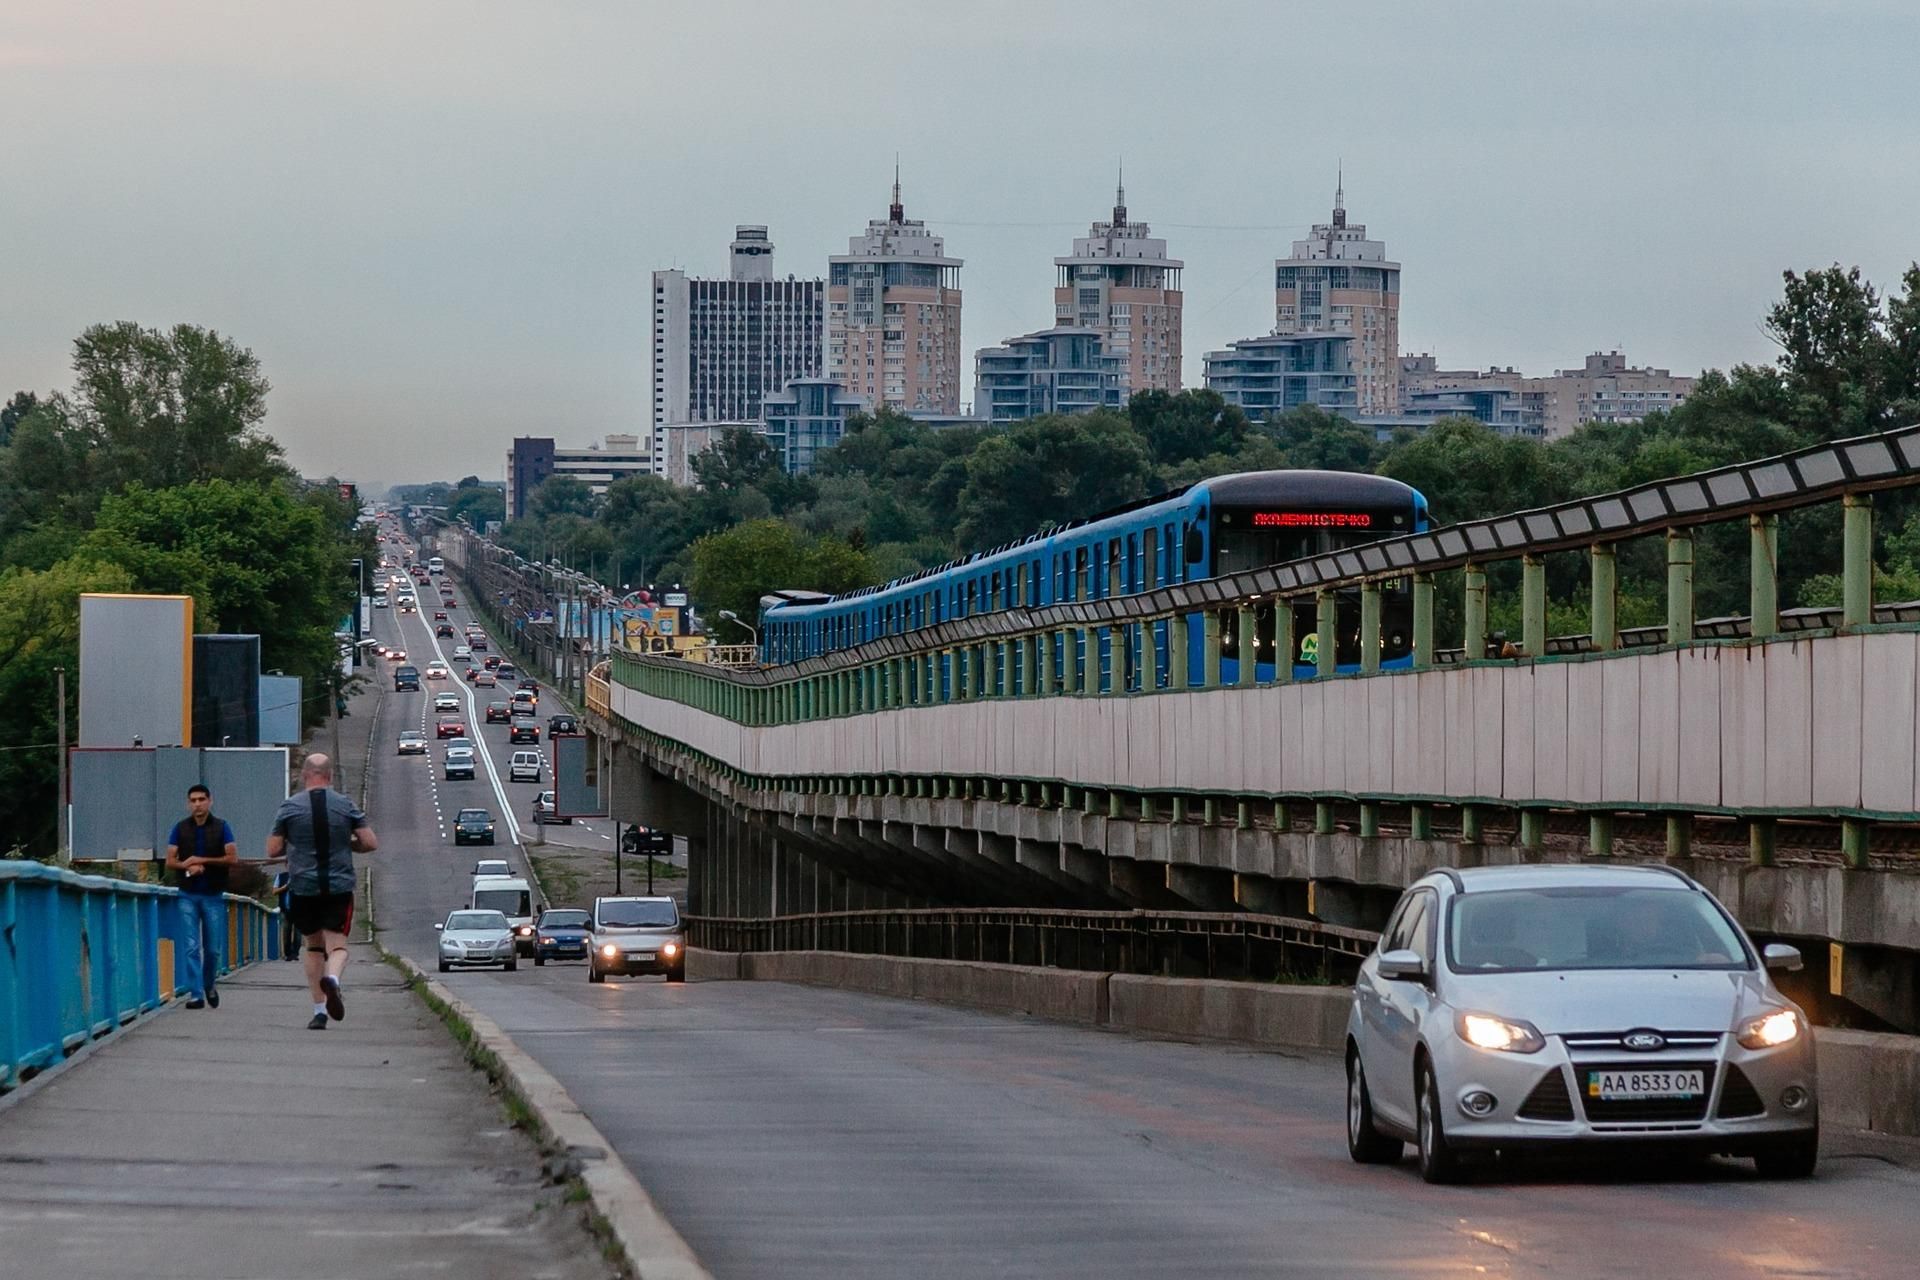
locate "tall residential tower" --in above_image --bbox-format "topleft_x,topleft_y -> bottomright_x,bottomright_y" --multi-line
827,171 -> 964,414
650,226 -> 824,472
1273,177 -> 1401,414
1053,173 -> 1182,396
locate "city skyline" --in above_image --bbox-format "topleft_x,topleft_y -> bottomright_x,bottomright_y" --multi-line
3,1 -> 1917,483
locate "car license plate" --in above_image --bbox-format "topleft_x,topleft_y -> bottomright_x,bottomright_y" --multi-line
628,952 -> 655,962
1587,1069 -> 1703,1100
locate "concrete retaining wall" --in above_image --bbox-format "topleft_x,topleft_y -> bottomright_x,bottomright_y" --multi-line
695,948 -> 1920,1139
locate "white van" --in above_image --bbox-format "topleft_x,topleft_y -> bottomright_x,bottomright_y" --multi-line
509,750 -> 542,783
469,876 -> 536,953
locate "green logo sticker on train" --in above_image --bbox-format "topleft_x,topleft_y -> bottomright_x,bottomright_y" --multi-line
1299,632 -> 1319,664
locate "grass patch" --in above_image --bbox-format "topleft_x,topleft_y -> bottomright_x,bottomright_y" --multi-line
530,854 -> 587,903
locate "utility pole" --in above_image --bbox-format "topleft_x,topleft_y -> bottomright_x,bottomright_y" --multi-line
613,820 -> 623,894
54,666 -> 68,862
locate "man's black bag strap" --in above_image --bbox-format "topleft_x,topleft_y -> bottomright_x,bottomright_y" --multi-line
311,787 -> 333,888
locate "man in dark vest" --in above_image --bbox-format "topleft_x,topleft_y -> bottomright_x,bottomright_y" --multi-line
266,753 -> 378,1030
165,783 -> 239,1009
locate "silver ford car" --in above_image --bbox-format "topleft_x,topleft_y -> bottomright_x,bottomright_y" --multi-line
1345,864 -> 1817,1182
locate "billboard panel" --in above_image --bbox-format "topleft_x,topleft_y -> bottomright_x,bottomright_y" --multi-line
259,675 -> 303,746
552,734 -> 605,818
79,594 -> 193,748
192,634 -> 260,747
69,745 -> 289,861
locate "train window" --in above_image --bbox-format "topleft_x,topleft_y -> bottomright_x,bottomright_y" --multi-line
1164,523 -> 1176,582
1183,524 -> 1205,565
1107,540 -> 1122,598
1143,528 -> 1158,589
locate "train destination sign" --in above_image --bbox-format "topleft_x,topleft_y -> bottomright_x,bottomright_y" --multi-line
1248,511 -> 1376,529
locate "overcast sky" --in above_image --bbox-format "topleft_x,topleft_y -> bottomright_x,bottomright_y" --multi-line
4,1 -> 1916,488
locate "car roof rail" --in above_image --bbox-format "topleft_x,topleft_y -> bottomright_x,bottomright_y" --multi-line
1432,866 -> 1465,893
1642,863 -> 1701,890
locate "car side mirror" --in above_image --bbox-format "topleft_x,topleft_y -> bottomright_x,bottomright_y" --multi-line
1762,943 -> 1803,972
432,923 -> 443,931
1377,948 -> 1428,982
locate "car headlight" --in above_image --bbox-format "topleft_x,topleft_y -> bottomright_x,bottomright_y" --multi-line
539,936 -> 554,945
601,943 -> 618,957
1736,1007 -> 1801,1049
515,925 -> 533,936
1456,1012 -> 1546,1054
662,942 -> 679,957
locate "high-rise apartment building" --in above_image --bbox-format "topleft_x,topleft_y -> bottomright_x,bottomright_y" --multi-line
650,226 -> 824,472
1202,333 -> 1357,420
828,172 -> 963,414
1053,175 -> 1182,396
1399,350 -> 1694,440
1274,178 -> 1401,414
975,328 -> 1125,423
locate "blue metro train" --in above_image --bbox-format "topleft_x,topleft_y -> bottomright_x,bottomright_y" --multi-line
759,469 -> 1430,687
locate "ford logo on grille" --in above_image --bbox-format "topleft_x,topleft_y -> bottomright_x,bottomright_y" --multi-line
1623,1031 -> 1667,1052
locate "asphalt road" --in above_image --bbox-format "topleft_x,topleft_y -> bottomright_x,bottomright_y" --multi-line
361,561 -> 1920,1280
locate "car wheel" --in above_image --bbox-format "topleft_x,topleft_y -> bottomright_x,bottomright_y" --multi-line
1416,1061 -> 1463,1184
535,954 -> 545,967
504,958 -> 518,972
666,970 -> 686,984
1346,1051 -> 1404,1165
589,966 -> 604,983
438,960 -> 450,973
1753,1129 -> 1819,1179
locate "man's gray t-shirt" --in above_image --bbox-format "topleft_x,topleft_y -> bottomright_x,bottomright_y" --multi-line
273,787 -> 366,896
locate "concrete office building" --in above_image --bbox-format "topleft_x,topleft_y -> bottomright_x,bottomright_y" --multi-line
506,434 -> 652,520
1399,350 -> 1694,440
761,377 -> 870,476
1053,174 -> 1182,396
828,170 -> 964,414
974,328 -> 1125,424
651,226 -> 825,472
1201,332 -> 1357,420
1274,177 -> 1401,414
658,420 -> 764,489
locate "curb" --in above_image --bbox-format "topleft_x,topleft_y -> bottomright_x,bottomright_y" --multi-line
385,950 -> 712,1280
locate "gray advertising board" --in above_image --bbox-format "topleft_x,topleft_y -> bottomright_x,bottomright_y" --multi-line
259,675 -> 303,745
552,733 -> 604,818
70,746 -> 289,862
79,594 -> 192,747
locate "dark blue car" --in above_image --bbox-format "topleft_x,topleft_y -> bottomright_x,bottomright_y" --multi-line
533,908 -> 592,965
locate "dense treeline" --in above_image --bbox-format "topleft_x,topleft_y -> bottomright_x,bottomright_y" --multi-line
497,264 -> 1920,636
0,322 -> 372,858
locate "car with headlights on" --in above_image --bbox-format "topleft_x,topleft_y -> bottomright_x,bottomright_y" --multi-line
395,730 -> 427,755
434,692 -> 460,713
1345,864 -> 1818,1183
534,908 -> 592,965
435,715 -> 465,739
452,807 -> 495,846
588,896 -> 686,983
435,909 -> 517,973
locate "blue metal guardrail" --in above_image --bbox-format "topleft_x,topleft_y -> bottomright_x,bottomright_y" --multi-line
0,861 -> 282,1091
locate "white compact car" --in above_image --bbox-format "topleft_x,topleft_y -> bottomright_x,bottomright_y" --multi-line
1345,864 -> 1818,1183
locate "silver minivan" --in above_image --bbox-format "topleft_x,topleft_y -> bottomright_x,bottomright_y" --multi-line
588,896 -> 685,983
508,749 -> 541,783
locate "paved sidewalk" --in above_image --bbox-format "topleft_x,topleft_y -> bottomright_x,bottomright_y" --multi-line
0,945 -> 616,1280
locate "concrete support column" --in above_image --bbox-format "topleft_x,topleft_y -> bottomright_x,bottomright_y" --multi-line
1170,615 -> 1189,690
1273,598 -> 1295,684
1589,813 -> 1615,858
1749,514 -> 1779,639
1314,590 -> 1336,679
1202,610 -> 1221,687
1521,554 -> 1547,658
1666,814 -> 1692,859
1842,819 -> 1871,870
1360,584 -> 1382,674
1590,543 -> 1618,652
1518,809 -> 1544,850
1460,804 -> 1484,845
1411,573 -> 1434,671
1749,818 -> 1776,867
1843,493 -> 1874,627
1463,565 -> 1488,661
1409,804 -> 1433,840
1358,802 -> 1380,838
1667,529 -> 1694,645
1314,801 -> 1335,835
1236,607 -> 1257,686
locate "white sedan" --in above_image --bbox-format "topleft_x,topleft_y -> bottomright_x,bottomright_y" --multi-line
434,692 -> 460,713
426,660 -> 451,680
453,645 -> 471,659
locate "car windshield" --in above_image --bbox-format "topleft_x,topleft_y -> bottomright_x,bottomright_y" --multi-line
399,732 -> 423,742
457,809 -> 490,822
1448,886 -> 1751,973
598,900 -> 679,928
448,911 -> 507,931
540,910 -> 590,929
472,889 -> 530,917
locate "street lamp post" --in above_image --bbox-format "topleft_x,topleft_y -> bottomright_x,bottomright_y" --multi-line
716,609 -> 759,651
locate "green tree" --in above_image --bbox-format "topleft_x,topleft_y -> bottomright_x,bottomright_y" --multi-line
1128,388 -> 1250,468
446,485 -> 505,530
0,390 -> 37,446
689,519 -> 808,624
527,474 -> 599,521
1264,405 -> 1382,472
0,556 -> 137,857
954,411 -> 1154,549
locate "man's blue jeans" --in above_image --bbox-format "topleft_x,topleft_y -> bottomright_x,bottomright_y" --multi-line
176,893 -> 227,999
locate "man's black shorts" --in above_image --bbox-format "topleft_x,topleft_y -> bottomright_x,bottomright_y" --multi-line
287,892 -> 355,938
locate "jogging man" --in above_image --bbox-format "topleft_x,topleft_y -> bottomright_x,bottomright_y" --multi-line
164,783 -> 238,1009
266,754 -> 377,1030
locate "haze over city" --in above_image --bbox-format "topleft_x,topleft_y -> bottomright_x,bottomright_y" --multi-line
3,0 -> 1915,485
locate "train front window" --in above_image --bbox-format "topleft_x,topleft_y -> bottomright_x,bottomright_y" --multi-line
1211,506 -> 1413,577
